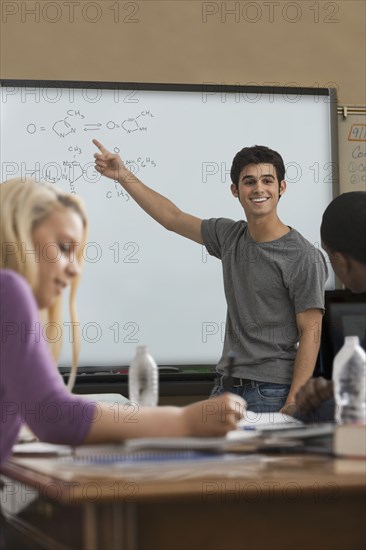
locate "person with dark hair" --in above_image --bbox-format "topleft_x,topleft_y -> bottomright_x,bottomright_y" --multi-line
321,191 -> 366,293
230,145 -> 286,191
296,191 -> 366,417
94,140 -> 328,414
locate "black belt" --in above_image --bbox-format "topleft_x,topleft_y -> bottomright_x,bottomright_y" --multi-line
216,375 -> 252,388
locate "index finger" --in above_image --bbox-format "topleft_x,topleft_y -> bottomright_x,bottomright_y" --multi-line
92,139 -> 108,154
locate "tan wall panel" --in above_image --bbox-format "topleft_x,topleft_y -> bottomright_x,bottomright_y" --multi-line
0,1 -> 365,104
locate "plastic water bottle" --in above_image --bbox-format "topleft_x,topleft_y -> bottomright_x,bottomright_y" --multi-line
128,346 -> 159,406
332,336 -> 366,424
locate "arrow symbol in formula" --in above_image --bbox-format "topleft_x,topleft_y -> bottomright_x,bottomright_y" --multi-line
84,124 -> 102,131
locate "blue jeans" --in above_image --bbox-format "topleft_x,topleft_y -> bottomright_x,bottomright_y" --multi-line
211,379 -> 291,413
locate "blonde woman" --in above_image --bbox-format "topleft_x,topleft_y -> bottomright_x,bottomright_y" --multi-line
0,178 -> 245,464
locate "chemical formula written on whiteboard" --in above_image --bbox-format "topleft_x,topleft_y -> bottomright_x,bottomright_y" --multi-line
24,109 -> 156,197
29,155 -> 157,199
26,109 -> 155,139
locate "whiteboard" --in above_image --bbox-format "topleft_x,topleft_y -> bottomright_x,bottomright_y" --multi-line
0,82 -> 338,367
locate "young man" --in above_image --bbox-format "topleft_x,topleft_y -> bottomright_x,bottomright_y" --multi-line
295,191 -> 366,418
94,140 -> 328,413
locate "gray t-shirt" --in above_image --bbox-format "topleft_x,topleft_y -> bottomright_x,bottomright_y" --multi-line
202,218 -> 328,384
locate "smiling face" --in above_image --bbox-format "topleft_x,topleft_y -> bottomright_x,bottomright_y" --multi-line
32,208 -> 84,309
231,163 -> 286,220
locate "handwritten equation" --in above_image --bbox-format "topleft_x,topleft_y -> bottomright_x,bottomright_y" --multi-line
27,109 -> 155,139
25,108 -> 157,197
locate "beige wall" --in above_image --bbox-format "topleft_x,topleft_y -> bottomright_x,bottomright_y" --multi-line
0,0 -> 365,105
1,0 -> 365,194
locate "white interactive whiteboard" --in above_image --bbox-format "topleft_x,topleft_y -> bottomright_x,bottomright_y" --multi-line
0,82 -> 338,367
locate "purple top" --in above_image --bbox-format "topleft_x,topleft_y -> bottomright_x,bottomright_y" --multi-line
0,269 -> 95,464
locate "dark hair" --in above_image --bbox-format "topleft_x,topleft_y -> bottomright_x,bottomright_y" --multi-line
230,145 -> 286,187
321,192 -> 366,265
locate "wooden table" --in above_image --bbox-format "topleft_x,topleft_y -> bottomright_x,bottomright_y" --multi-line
1,452 -> 365,550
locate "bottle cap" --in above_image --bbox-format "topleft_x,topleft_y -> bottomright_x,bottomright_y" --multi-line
344,336 -> 360,345
136,345 -> 148,353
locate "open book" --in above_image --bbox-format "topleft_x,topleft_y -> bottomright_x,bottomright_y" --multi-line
237,411 -> 303,430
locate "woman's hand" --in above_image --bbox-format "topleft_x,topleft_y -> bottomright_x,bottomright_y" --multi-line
182,393 -> 246,437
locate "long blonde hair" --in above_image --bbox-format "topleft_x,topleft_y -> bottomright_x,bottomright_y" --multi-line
0,178 -> 88,390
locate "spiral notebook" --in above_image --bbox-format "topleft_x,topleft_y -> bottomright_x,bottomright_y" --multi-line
58,449 -> 256,468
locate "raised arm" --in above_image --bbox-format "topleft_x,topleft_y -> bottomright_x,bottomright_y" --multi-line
93,139 -> 204,244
